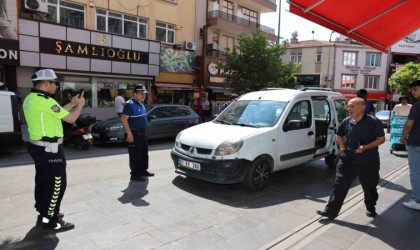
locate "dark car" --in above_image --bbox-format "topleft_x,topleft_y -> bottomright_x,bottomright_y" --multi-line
91,104 -> 200,143
375,110 -> 391,127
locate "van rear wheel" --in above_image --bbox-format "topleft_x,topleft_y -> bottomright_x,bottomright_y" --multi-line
243,157 -> 271,191
325,154 -> 339,168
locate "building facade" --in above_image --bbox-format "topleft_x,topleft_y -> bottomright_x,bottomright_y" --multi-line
195,0 -> 277,114
1,0 -> 196,120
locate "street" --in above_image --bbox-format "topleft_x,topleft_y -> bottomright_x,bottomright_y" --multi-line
0,132 -> 412,249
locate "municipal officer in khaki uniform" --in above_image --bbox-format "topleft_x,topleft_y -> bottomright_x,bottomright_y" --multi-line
23,69 -> 85,232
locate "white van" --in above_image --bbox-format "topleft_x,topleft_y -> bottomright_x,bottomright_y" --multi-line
171,88 -> 348,190
0,91 -> 23,150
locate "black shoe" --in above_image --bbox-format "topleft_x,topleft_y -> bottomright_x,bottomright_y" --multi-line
130,176 -> 146,182
141,171 -> 155,177
316,210 -> 336,219
366,210 -> 377,217
42,220 -> 75,232
36,213 -> 64,226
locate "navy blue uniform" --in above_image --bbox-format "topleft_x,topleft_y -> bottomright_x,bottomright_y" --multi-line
324,115 -> 384,216
122,98 -> 149,177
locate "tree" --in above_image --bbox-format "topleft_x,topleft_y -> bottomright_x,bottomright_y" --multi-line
218,30 -> 298,94
388,62 -> 420,95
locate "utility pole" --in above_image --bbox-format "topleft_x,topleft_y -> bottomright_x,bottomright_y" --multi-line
277,0 -> 282,44
326,31 -> 335,88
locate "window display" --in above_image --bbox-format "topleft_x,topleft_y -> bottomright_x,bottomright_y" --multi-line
97,81 -> 148,107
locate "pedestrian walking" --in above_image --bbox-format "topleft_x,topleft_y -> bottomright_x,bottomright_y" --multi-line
120,84 -> 154,182
219,94 -> 238,112
400,80 -> 420,210
392,95 -> 412,116
357,89 -> 375,115
317,97 -> 385,219
23,69 -> 85,231
114,90 -> 125,116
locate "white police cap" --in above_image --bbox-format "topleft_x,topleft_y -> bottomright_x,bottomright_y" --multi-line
31,69 -> 59,82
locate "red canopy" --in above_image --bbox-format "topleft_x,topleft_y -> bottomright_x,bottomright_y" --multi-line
288,0 -> 420,53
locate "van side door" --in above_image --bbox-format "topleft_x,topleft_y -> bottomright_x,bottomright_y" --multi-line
278,99 -> 315,168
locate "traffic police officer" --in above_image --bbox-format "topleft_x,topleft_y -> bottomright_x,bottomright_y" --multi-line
23,69 -> 85,231
121,84 -> 154,181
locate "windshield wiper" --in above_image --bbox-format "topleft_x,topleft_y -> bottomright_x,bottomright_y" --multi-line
215,120 -> 233,125
232,123 -> 259,128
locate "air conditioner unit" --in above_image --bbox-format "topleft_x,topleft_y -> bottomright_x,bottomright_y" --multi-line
23,0 -> 49,14
208,43 -> 218,50
324,76 -> 332,81
183,41 -> 196,51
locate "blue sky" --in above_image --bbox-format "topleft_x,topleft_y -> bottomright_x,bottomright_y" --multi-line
260,0 -> 340,42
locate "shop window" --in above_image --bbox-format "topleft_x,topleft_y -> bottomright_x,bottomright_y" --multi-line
96,9 -> 148,38
47,0 -> 85,28
97,82 -> 147,108
156,22 -> 175,44
60,82 -> 92,108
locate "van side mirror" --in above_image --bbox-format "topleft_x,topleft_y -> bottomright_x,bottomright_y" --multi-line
284,120 -> 303,131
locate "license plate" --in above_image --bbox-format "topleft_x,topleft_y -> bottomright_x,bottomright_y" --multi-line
83,133 -> 93,140
178,159 -> 201,171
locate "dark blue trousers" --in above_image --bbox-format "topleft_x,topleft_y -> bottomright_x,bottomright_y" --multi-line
325,158 -> 380,216
128,131 -> 149,177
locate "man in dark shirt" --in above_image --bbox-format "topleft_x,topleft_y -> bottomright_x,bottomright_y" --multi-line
317,97 -> 385,219
401,80 -> 420,210
357,89 -> 375,115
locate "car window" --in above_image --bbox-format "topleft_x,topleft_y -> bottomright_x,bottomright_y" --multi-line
170,106 -> 191,117
283,100 -> 312,131
313,98 -> 331,123
216,100 -> 286,127
149,107 -> 171,118
334,99 -> 348,123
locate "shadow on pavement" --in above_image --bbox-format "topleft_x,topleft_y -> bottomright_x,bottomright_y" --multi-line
0,226 -> 59,250
118,180 -> 150,207
172,160 -> 346,209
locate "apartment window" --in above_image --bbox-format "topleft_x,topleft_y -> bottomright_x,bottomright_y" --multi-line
365,75 -> 379,90
297,53 -> 302,62
156,22 -> 175,44
47,0 -> 85,28
96,9 -> 148,38
366,52 -> 381,66
290,53 -> 296,62
222,0 -> 234,15
239,6 -> 258,27
341,74 -> 356,89
316,52 -> 322,62
343,51 -> 357,66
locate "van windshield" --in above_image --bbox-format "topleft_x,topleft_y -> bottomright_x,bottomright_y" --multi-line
215,100 -> 287,127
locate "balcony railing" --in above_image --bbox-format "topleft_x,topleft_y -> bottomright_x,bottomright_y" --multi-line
265,0 -> 276,4
208,10 -> 275,35
206,49 -> 228,59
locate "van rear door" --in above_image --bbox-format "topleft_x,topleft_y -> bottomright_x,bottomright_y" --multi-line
0,91 -> 23,149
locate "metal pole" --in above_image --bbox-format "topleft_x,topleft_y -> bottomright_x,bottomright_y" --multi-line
326,31 -> 334,88
277,0 -> 282,44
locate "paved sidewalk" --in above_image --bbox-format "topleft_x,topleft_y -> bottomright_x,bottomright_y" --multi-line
264,164 -> 420,250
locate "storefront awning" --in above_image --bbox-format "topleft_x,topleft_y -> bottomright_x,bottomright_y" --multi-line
155,83 -> 193,90
206,86 -> 232,94
288,0 -> 420,53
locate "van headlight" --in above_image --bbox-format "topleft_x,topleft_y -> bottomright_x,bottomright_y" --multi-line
175,132 -> 182,148
215,139 -> 243,156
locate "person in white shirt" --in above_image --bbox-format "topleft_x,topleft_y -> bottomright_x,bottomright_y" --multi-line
114,91 -> 126,116
392,96 -> 412,116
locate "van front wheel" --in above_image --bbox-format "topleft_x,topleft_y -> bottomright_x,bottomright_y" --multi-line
243,157 -> 271,191
325,154 -> 339,168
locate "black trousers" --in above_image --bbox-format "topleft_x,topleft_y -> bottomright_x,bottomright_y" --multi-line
28,143 -> 67,221
325,158 -> 380,216
128,131 -> 149,177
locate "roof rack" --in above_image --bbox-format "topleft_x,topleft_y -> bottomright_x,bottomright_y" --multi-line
300,87 -> 333,92
260,87 -> 287,91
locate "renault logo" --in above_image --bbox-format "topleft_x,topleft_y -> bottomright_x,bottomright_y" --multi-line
189,147 -> 195,155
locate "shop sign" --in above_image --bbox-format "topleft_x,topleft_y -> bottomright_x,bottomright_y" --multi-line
339,91 -> 387,100
0,39 -> 19,66
39,37 -> 149,64
210,76 -> 225,83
